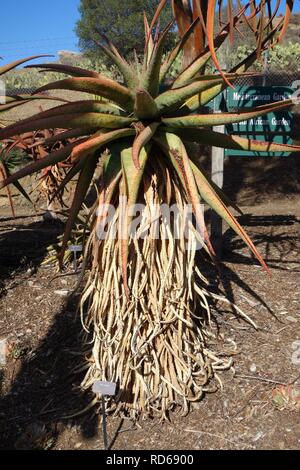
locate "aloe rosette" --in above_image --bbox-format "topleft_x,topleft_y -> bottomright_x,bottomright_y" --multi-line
0,1 -> 298,418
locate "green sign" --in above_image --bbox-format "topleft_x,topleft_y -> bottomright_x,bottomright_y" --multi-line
226,86 -> 293,108
224,86 -> 295,157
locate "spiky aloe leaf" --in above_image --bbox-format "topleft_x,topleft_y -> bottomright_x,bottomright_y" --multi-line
70,128 -> 135,161
171,35 -> 222,88
0,94 -> 69,116
0,161 -> 15,216
147,0 -> 168,46
132,122 -> 160,169
162,72 -> 257,116
134,89 -> 159,120
189,158 -> 269,273
102,140 -> 126,203
90,140 -> 125,235
0,142 -> 78,189
154,131 -> 211,254
0,100 -> 32,113
2,94 -> 68,104
35,77 -> 134,110
25,63 -> 100,78
48,157 -> 87,207
144,13 -> 155,67
34,128 -> 97,146
5,101 -> 126,132
13,180 -> 34,207
156,75 -> 228,114
0,55 -> 53,76
171,0 -> 194,68
171,0 -> 252,88
141,20 -> 174,97
95,41 -> 138,90
176,28 -> 279,114
166,127 -> 300,153
159,16 -> 200,83
206,0 -> 233,88
0,113 -> 135,140
177,146 -> 243,214
272,0 -> 293,47
0,93 -> 69,113
120,144 -> 150,297
59,153 -> 99,265
162,98 -> 297,128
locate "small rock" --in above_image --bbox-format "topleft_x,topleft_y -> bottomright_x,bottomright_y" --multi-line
28,280 -> 34,287
250,363 -> 257,373
286,316 -> 297,323
74,442 -> 82,449
253,431 -> 264,442
54,290 -> 69,297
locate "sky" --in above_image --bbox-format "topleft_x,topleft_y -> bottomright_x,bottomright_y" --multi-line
0,0 -> 80,63
0,1 -> 299,65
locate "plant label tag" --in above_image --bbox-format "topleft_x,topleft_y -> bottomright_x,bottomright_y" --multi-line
69,245 -> 83,253
92,381 -> 116,396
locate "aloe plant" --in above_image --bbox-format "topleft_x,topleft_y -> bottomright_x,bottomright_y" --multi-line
0,0 -> 297,418
0,55 -> 57,214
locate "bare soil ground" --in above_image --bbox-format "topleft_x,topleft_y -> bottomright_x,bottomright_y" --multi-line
0,157 -> 300,450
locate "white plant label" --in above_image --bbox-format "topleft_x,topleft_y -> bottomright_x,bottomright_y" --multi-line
69,245 -> 83,252
93,380 -> 116,396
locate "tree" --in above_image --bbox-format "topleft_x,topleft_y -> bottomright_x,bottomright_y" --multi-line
75,0 -> 174,59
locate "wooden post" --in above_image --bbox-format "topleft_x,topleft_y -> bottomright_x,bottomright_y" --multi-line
211,91 -> 225,257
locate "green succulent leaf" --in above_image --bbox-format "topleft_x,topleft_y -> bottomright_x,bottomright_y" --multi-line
159,16 -> 200,84
154,131 -> 210,252
0,113 -> 135,140
35,77 -> 134,110
25,63 -> 100,78
70,128 -> 135,161
132,122 -> 160,169
134,89 -> 159,120
156,75 -> 227,114
37,128 -> 98,146
120,144 -> 150,296
48,157 -> 87,206
189,158 -> 269,273
94,36 -> 138,90
141,20 -> 174,97
162,98 -> 297,128
167,127 -> 300,153
0,55 -> 53,76
0,142 -> 78,189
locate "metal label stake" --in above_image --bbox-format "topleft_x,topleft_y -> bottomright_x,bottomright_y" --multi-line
69,245 -> 83,272
92,381 -> 116,450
